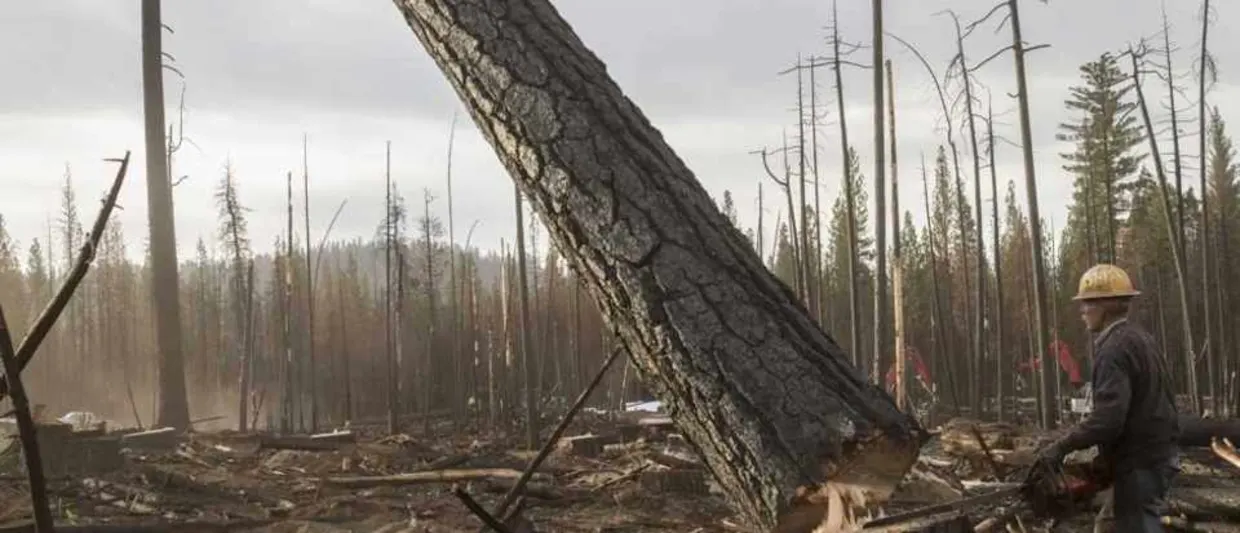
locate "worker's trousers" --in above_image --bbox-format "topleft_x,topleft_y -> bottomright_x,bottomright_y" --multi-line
1093,460 -> 1178,533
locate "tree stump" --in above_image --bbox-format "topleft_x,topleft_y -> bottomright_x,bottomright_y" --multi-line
388,1 -> 924,527
559,435 -> 604,458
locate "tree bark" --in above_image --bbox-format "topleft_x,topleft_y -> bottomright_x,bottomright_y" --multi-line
389,0 -> 923,526
871,0 -> 889,390
987,104 -> 1005,422
514,187 -> 537,450
1132,49 -> 1200,413
142,0 -> 190,430
887,60 -> 904,410
1007,0 -> 1055,429
831,2 -> 863,371
1198,0 -> 1216,413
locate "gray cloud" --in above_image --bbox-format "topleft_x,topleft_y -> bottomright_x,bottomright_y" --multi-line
0,0 -> 1236,260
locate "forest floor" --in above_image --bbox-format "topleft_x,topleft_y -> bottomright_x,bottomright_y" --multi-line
0,410 -> 738,532
0,413 -> 1238,532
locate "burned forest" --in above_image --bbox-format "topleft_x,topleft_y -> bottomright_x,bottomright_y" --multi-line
0,0 -> 1239,532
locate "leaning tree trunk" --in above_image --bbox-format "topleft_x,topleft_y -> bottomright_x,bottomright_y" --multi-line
389,1 -> 923,527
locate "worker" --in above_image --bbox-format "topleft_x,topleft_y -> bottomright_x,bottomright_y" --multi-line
1037,263 -> 1180,532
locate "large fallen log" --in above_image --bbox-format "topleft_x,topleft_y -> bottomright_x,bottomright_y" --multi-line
388,1 -> 923,529
1180,415 -> 1240,447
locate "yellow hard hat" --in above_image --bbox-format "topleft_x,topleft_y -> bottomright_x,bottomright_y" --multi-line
1073,264 -> 1141,301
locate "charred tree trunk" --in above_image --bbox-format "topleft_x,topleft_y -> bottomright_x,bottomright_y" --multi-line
886,60 -> 904,410
950,14 -> 986,419
1008,0 -> 1055,429
987,104 -> 1005,422
809,63 -> 824,327
390,0 -> 924,526
384,142 -> 398,435
514,187 -> 537,450
871,0 -> 888,389
796,58 -> 814,314
831,1 -> 863,370
446,115 -> 463,425
142,0 -> 189,430
1196,0 -> 1217,412
1132,49 -> 1200,413
302,136 -> 319,433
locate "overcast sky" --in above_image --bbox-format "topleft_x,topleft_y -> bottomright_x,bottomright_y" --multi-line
0,0 -> 1235,263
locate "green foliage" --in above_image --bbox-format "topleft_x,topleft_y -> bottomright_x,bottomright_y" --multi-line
1056,52 -> 1145,264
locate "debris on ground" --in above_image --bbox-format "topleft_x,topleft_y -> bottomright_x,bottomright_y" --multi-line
3,410 -> 1240,531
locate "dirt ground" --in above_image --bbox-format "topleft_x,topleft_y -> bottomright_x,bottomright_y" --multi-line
1,413 -> 1239,532
0,412 -> 738,532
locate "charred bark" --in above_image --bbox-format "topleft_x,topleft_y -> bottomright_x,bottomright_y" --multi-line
389,0 -> 923,527
142,0 -> 190,430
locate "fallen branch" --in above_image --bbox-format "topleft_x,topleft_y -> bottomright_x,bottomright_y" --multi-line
488,345 -> 623,527
120,427 -> 176,441
324,468 -> 548,489
453,486 -> 515,533
0,305 -> 53,532
0,152 -> 131,404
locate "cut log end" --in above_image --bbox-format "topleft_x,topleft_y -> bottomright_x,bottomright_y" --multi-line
773,431 -> 924,533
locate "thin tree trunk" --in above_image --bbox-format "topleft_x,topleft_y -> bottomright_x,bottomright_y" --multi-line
832,0 -> 862,369
871,0 -> 888,388
922,155 -> 955,413
886,59 -> 904,410
513,187 -> 537,451
302,135 -> 318,433
390,1 -> 924,526
988,104 -> 1006,422
1132,49 -> 1200,413
950,14 -> 986,418
446,114 -> 463,425
809,62 -> 824,327
282,171 -> 295,433
1197,0 -> 1217,412
142,0 -> 189,430
796,57 -> 814,313
1008,0 -> 1055,428
1164,11 -> 1187,266
384,142 -> 398,435
422,192 -> 437,436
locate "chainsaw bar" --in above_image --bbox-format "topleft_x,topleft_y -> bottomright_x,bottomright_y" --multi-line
860,486 -> 1022,530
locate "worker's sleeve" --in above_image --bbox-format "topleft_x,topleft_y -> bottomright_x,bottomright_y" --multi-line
1060,354 -> 1131,452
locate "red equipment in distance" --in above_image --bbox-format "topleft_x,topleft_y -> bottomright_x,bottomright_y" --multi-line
885,346 -> 932,393
1017,339 -> 1083,386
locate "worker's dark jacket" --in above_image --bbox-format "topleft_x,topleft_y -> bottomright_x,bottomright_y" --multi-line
1060,319 -> 1179,474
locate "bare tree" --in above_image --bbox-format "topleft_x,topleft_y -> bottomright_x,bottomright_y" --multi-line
141,0 -> 190,429
886,59 -> 904,409
871,0 -> 889,389
514,187 -> 537,450
1131,44 -> 1200,413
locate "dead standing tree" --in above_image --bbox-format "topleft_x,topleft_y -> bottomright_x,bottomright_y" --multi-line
942,10 -> 989,418
142,0 -> 190,430
389,1 -> 923,528
828,0 -> 866,372
1131,43 -> 1200,414
964,0 -> 1057,427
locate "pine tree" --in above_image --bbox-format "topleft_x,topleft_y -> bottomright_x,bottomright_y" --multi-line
1056,52 -> 1145,264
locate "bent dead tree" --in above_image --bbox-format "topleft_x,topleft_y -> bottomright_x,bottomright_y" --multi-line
390,0 -> 923,527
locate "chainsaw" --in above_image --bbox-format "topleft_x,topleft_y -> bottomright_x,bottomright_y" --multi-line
860,459 -> 1108,531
